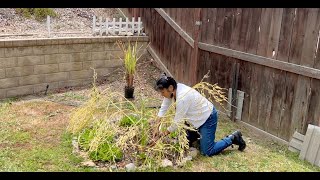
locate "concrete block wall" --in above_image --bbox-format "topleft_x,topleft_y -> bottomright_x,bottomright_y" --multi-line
0,36 -> 149,99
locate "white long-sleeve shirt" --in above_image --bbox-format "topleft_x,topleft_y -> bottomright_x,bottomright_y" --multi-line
157,83 -> 214,132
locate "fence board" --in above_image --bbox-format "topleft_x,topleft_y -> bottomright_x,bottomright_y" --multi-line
264,9 -> 283,134
230,8 -> 243,51
186,8 -> 195,39
200,8 -> 208,43
301,9 -> 320,68
222,8 -> 235,48
214,8 -> 226,46
281,9 -> 308,140
290,9 -> 320,135
272,8 -> 296,139
315,36 -> 320,69
291,76 -> 311,134
164,19 -> 171,71
207,8 -> 217,44
239,8 -> 260,124
244,8 -> 261,54
307,79 -> 320,126
249,8 -> 272,130
181,8 -> 187,34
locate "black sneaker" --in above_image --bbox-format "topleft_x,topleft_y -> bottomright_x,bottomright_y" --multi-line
229,130 -> 246,151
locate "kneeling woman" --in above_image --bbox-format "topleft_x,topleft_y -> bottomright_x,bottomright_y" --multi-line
154,73 -> 246,156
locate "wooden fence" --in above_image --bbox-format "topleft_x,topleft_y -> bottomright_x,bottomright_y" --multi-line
123,8 -> 320,142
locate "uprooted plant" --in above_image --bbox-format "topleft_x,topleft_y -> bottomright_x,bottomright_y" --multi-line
67,70 -> 227,171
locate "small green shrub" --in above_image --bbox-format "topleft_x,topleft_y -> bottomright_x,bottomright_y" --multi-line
78,128 -> 96,151
79,128 -> 122,162
119,114 -> 139,127
15,8 -> 57,21
89,142 -> 123,162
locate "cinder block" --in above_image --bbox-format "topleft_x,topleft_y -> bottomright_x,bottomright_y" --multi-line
70,52 -> 91,62
105,59 -> 123,68
108,50 -> 125,60
45,72 -> 69,82
0,89 -> 6,99
0,69 -> 5,79
0,57 -> 17,68
0,78 -> 19,89
105,42 -> 121,51
17,56 -> 44,66
95,68 -> 113,77
12,40 -> 36,47
91,43 -> 105,52
34,64 -> 59,74
36,39 -> 47,46
33,45 -> 59,55
19,75 -> 45,86
34,82 -> 59,93
59,79 -> 86,88
92,51 -> 107,60
83,60 -> 105,69
299,124 -> 320,167
6,66 -> 34,78
69,70 -> 93,80
288,131 -> 304,153
75,38 -> 87,44
4,41 -> 12,47
0,48 -> 4,57
6,85 -> 34,97
57,39 -> 66,45
59,44 -> 91,53
45,54 -> 70,64
59,62 -> 82,71
51,39 -> 60,45
58,44 -> 77,53
5,46 -> 33,57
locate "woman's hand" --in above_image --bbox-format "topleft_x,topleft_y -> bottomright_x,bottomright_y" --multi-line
149,130 -> 171,147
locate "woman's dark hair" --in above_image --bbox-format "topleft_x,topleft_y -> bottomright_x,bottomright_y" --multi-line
155,73 -> 177,90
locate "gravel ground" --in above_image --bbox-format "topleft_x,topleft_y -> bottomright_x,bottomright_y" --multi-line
0,8 -> 124,39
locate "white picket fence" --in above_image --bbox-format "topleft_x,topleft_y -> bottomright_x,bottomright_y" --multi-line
92,16 -> 144,36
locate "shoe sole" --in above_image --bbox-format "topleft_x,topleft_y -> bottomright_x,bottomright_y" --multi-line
237,131 -> 246,151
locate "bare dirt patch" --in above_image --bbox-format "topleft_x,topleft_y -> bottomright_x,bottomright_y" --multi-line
10,101 -> 74,147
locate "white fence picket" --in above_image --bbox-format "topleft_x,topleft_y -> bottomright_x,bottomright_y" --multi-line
47,15 -> 51,37
92,16 -> 96,33
138,17 -> 141,35
119,18 -> 122,35
125,17 -> 128,34
99,16 -> 103,36
105,18 -> 109,35
131,17 -> 135,34
112,18 -> 116,35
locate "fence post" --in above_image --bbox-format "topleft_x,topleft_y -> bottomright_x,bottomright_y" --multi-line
138,17 -> 141,35
231,62 -> 240,121
105,18 -> 109,35
119,17 -> 122,35
131,17 -> 135,34
112,18 -> 116,35
92,15 -> 96,34
125,17 -> 128,34
190,8 -> 202,86
99,16 -> 103,36
47,15 -> 51,37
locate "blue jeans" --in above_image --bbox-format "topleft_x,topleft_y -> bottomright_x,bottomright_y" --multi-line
197,109 -> 232,156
